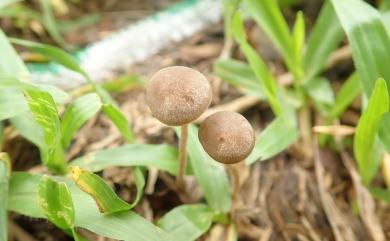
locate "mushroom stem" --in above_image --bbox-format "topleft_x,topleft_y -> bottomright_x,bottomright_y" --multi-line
226,164 -> 240,203
176,124 -> 189,192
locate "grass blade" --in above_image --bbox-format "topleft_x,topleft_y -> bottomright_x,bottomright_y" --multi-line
102,103 -> 135,143
37,175 -> 75,230
214,59 -> 265,99
246,117 -> 299,164
354,78 -> 389,185
0,153 -> 10,241
305,77 -> 335,115
8,172 -> 170,241
232,13 -> 281,116
70,167 -> 130,214
40,0 -> 67,48
70,144 -> 179,175
158,204 -> 214,241
329,72 -> 361,120
61,93 -> 102,149
304,1 -> 344,82
178,125 -> 231,213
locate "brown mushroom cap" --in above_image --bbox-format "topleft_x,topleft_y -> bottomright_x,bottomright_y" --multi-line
146,66 -> 212,126
198,111 -> 255,164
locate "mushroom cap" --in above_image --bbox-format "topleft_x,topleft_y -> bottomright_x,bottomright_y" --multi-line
198,111 -> 255,164
146,66 -> 212,126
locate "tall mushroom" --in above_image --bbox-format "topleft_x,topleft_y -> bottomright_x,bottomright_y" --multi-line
147,66 -> 212,191
198,111 -> 255,201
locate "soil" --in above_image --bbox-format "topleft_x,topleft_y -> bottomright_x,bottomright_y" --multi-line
2,0 -> 390,241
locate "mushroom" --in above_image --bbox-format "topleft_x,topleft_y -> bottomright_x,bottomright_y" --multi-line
146,66 -> 212,191
198,111 -> 255,203
198,111 -> 255,164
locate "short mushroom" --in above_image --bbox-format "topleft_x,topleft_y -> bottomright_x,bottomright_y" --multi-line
146,66 -> 212,191
198,111 -> 255,164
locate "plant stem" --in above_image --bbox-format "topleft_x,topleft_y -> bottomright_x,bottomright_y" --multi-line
226,164 -> 240,204
176,124 -> 188,192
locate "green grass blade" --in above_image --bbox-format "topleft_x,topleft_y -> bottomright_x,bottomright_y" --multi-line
9,38 -> 86,77
379,113 -> 390,153
0,89 -> 29,121
61,93 -> 102,149
37,175 -> 75,230
0,29 -> 29,79
331,0 -> 390,96
8,172 -> 169,241
158,204 -> 214,241
70,144 -> 179,175
70,166 -> 131,214
329,73 -> 361,120
292,11 -> 305,79
102,103 -> 135,143
232,13 -> 281,116
304,1 -> 344,82
40,0 -> 67,48
305,77 -> 335,115
129,168 -> 145,208
24,88 -> 66,173
354,78 -> 389,185
244,0 -> 294,69
369,187 -> 390,203
178,125 -> 231,213
213,59 -> 265,98
0,153 -> 10,241
246,117 -> 299,164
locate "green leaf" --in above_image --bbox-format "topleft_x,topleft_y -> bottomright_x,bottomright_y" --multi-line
379,113 -> 390,153
24,88 -> 65,173
178,125 -> 231,213
292,11 -> 305,79
158,204 -> 214,241
129,168 -> 145,208
354,78 -> 389,185
8,172 -> 169,241
0,153 -> 10,241
305,77 -> 335,114
331,0 -> 390,96
11,112 -> 45,149
41,0 -> 67,47
213,59 -> 265,98
70,166 -> 131,214
370,187 -> 390,203
244,0 -> 294,70
70,144 -> 179,175
246,117 -> 299,164
0,29 -> 29,79
0,89 -> 29,121
329,72 -> 361,120
61,93 -> 102,148
304,1 -> 344,82
9,38 -> 86,78
37,175 -> 75,230
102,103 -> 135,143
232,13 -> 281,116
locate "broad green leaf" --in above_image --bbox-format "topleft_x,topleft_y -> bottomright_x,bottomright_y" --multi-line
11,112 -> 45,149
379,113 -> 390,153
329,73 -> 361,120
0,89 -> 28,121
158,204 -> 214,241
354,79 -> 389,185
8,172 -> 169,241
232,13 -> 281,116
331,0 -> 390,96
70,166 -> 131,214
244,0 -> 294,70
178,125 -> 231,213
0,153 -> 10,241
0,29 -> 29,79
292,11 -> 305,80
61,93 -> 102,148
24,88 -> 65,173
41,0 -> 67,47
70,144 -> 178,175
9,38 -> 86,78
246,117 -> 299,164
34,84 -> 70,104
37,175 -> 75,230
304,1 -> 344,82
102,103 -> 135,143
370,187 -> 390,203
214,59 -> 265,98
